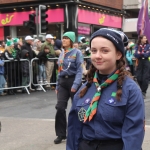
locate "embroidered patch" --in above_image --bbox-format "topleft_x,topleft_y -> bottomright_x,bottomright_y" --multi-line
78,107 -> 86,121
68,56 -> 76,59
84,98 -> 90,104
111,92 -> 116,97
108,98 -> 115,104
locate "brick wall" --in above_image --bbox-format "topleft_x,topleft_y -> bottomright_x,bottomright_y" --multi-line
81,0 -> 123,10
0,0 -> 36,4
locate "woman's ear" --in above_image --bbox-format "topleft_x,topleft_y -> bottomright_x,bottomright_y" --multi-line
116,51 -> 122,60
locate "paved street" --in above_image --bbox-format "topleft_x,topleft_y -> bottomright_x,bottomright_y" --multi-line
0,88 -> 150,150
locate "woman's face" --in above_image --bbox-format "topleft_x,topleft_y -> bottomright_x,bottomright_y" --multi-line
141,36 -> 147,44
90,37 -> 122,74
62,36 -> 71,48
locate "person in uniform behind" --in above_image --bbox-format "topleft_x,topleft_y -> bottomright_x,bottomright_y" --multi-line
134,35 -> 150,99
54,31 -> 83,144
67,28 -> 145,150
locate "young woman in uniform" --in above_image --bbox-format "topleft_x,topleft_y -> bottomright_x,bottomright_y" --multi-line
134,35 -> 150,99
67,28 -> 145,150
54,31 -> 83,144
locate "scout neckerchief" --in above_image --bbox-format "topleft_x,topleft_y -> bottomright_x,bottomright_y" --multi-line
84,69 -> 120,122
139,44 -> 146,54
58,48 -> 72,73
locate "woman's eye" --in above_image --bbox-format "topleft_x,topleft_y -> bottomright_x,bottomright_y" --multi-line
91,49 -> 97,53
102,49 -> 108,53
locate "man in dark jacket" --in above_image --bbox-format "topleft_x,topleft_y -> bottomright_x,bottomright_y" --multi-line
21,49 -> 30,93
21,36 -> 36,60
21,36 -> 37,90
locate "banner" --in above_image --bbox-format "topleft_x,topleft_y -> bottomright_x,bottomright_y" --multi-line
137,0 -> 150,40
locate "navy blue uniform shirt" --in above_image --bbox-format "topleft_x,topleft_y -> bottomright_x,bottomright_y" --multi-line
56,48 -> 83,90
134,44 -> 150,59
66,76 -> 145,150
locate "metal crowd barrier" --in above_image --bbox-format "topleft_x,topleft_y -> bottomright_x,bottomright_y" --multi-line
0,59 -> 31,94
30,57 -> 59,92
0,57 -> 91,95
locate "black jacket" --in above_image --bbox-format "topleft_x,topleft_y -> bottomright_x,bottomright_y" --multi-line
37,51 -> 48,65
21,49 -> 29,77
21,42 -> 36,60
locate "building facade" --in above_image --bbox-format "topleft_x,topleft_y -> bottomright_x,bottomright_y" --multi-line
122,0 -> 142,41
0,0 -> 123,42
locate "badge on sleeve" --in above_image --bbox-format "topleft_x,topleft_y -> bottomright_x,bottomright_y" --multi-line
78,107 -> 86,121
84,98 -> 90,104
108,98 -> 115,104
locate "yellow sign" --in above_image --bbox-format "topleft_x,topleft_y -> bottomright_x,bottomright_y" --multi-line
1,14 -> 14,25
99,15 -> 105,24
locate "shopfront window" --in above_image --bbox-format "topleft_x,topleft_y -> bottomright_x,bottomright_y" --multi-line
16,23 -> 62,41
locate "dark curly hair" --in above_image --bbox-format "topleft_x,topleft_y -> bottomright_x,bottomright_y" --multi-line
79,57 -> 131,100
137,35 -> 149,45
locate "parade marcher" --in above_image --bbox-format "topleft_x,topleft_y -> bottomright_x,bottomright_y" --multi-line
67,28 -> 145,150
41,34 -> 55,88
54,31 -> 83,144
134,35 -> 150,99
126,42 -> 135,75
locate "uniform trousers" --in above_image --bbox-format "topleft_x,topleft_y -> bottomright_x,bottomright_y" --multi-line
136,59 -> 150,93
55,76 -> 76,137
78,139 -> 123,150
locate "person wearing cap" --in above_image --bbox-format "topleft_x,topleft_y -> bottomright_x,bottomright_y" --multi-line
21,35 -> 36,60
41,34 -> 55,88
13,38 -> 23,56
21,35 -> 37,90
66,28 -> 144,150
54,31 -> 83,144
134,35 -> 150,99
3,40 -> 19,95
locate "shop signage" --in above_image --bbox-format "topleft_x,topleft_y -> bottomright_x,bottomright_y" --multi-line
78,9 -> 122,28
78,26 -> 90,35
0,27 -> 4,40
0,8 -> 64,27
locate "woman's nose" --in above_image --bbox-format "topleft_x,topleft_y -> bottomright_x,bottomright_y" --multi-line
95,51 -> 102,58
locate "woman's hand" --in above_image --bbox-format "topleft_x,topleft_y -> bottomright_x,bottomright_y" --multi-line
55,90 -> 58,94
71,88 -> 76,93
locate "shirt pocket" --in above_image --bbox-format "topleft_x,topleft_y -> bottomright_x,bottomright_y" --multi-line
68,57 -> 76,63
76,100 -> 91,122
101,97 -> 127,123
